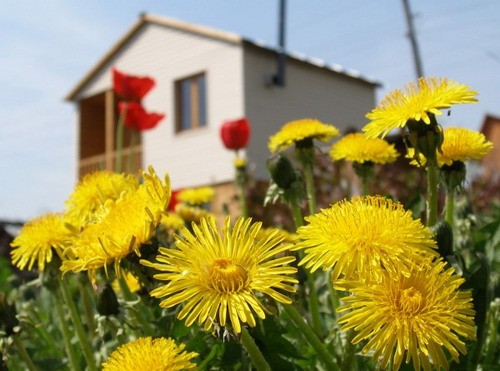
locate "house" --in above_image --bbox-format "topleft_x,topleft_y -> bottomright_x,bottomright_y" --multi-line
480,114 -> 500,181
65,13 -> 379,217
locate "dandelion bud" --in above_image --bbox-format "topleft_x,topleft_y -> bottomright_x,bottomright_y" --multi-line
97,284 -> 120,316
0,292 -> 19,336
440,160 -> 466,191
266,154 -> 297,189
431,220 -> 453,258
406,117 -> 444,166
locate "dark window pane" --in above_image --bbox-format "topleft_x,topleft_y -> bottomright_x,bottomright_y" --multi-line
181,80 -> 191,130
197,75 -> 206,127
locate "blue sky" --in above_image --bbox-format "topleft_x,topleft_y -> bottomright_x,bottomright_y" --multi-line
1,0 -> 499,221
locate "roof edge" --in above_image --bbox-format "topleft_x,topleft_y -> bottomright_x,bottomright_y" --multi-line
65,13 -> 244,102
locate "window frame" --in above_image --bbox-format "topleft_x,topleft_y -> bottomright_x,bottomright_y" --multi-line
174,72 -> 207,133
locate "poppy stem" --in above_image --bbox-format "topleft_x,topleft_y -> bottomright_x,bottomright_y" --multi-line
240,326 -> 271,371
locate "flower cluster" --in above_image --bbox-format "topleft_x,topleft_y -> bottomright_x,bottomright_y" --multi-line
7,76 -> 492,371
113,68 -> 165,131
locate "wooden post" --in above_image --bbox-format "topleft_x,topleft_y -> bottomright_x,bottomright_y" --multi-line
105,89 -> 115,170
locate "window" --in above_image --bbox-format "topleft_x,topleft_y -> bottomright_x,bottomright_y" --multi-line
175,73 -> 207,132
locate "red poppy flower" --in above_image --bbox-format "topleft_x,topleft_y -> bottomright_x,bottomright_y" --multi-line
220,118 -> 251,150
118,102 -> 165,131
167,189 -> 182,211
113,68 -> 156,101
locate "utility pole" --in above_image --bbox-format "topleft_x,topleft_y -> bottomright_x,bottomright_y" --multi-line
401,0 -> 424,79
272,0 -> 287,86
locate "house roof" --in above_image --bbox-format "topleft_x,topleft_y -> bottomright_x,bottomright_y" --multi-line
65,13 -> 380,101
480,114 -> 500,136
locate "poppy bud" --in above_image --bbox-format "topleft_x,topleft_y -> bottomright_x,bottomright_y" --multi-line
220,118 -> 251,150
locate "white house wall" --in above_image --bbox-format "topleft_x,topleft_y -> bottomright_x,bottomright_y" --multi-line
243,46 -> 376,180
75,23 -> 244,190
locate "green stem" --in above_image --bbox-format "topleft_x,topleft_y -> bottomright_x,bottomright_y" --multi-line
126,129 -> 138,174
58,276 -> 97,371
115,104 -> 127,173
290,202 -> 304,228
426,163 -> 439,227
54,288 -> 81,371
79,275 -> 95,337
12,335 -> 37,371
303,161 -> 317,215
485,303 -> 498,364
240,327 -> 271,371
327,274 -> 340,322
289,198 -> 323,337
445,186 -> 455,228
118,275 -> 154,337
282,304 -> 339,370
361,176 -> 369,196
341,330 -> 357,371
306,272 -> 324,338
238,181 -> 248,219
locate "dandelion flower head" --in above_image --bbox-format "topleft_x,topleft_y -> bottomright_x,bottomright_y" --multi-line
363,77 -> 478,139
61,167 -> 171,279
102,337 -> 197,371
268,118 -> 340,153
177,186 -> 215,205
337,260 -> 476,370
175,203 -> 215,224
11,213 -> 72,271
329,132 -> 399,164
65,171 -> 138,225
112,271 -> 141,294
294,195 -> 439,282
142,216 -> 298,333
161,212 -> 185,231
407,126 -> 493,167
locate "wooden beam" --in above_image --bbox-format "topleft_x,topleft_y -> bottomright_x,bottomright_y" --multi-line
105,89 -> 115,170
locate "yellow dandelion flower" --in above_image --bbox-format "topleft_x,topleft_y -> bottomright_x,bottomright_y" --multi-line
330,132 -> 399,164
65,171 -> 138,225
161,212 -> 185,231
234,156 -> 248,168
268,118 -> 340,153
408,126 -> 493,168
61,167 -> 170,279
102,337 -> 197,371
294,196 -> 439,282
337,260 -> 476,370
257,227 -> 297,244
175,203 -> 215,224
141,216 -> 298,333
111,271 -> 141,294
11,213 -> 72,271
177,186 -> 215,205
439,127 -> 494,165
364,77 -> 478,138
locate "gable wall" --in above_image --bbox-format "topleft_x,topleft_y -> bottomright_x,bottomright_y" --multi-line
74,23 -> 245,190
243,45 -> 376,180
